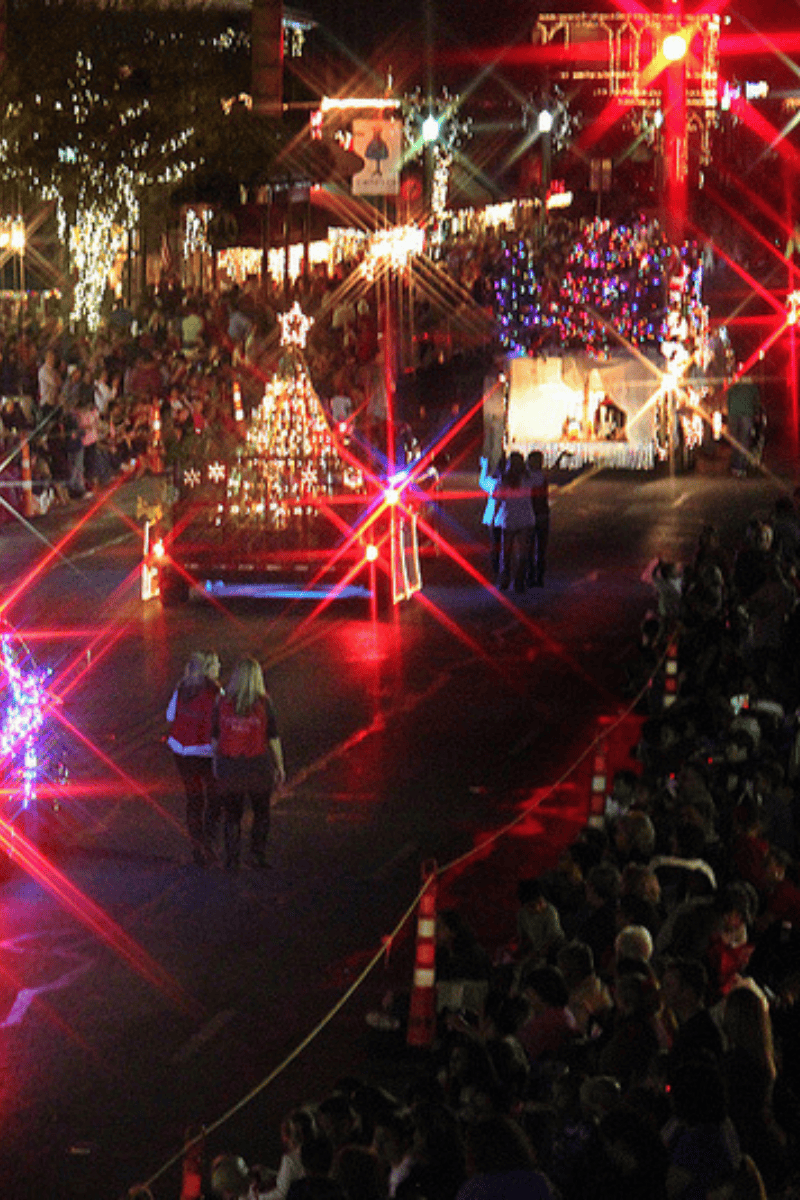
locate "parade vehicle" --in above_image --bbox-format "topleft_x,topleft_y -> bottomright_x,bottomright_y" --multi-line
483,216 -> 720,473
152,305 -> 421,611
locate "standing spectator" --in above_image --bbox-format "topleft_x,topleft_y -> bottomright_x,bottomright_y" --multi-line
64,397 -> 87,498
94,364 -> 117,416
493,451 -> 533,593
37,347 -> 62,415
726,371 -> 759,477
478,454 -> 504,582
181,299 -> 205,352
0,341 -> 20,398
76,391 -> 99,494
525,450 -> 550,587
214,656 -> 285,871
166,650 -> 223,866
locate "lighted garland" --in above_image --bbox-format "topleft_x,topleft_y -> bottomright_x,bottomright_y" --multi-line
491,217 -> 704,358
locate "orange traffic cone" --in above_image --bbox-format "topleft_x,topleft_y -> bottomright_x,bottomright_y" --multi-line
663,636 -> 679,709
20,437 -> 35,518
180,1126 -> 204,1200
588,738 -> 608,829
406,862 -> 438,1049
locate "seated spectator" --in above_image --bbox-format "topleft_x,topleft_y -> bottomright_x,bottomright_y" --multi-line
556,939 -> 613,1038
662,1058 -> 742,1200
518,963 -> 578,1068
613,925 -> 653,972
612,811 -> 657,868
262,1109 -> 315,1200
286,1136 -> 346,1200
372,1107 -> 415,1199
331,1144 -> 384,1200
574,862 -> 621,976
210,1153 -> 251,1199
593,1103 -> 669,1199
721,984 -> 789,1193
395,1101 -> 466,1200
514,877 -> 565,968
436,910 -> 492,984
598,965 -> 664,1093
455,1114 -> 553,1200
705,883 -> 756,999
660,957 -> 724,1070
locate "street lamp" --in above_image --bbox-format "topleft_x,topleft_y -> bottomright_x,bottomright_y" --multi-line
662,32 -> 688,61
538,110 -> 553,210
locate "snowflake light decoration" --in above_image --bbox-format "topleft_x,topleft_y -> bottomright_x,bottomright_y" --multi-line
208,462 -> 226,483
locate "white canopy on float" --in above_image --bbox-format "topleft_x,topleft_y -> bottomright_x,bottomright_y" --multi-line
498,349 -> 665,470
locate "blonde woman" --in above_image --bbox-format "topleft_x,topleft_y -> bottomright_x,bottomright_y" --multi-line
213,657 -> 285,871
166,651 -> 222,866
722,984 -> 788,1192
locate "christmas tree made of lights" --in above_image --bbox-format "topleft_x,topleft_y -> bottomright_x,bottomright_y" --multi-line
224,303 -> 364,542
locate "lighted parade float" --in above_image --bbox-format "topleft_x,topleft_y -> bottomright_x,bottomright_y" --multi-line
483,216 -> 715,472
152,300 -> 422,611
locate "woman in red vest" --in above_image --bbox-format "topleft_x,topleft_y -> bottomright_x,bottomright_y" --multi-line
214,657 -> 285,871
166,650 -> 222,865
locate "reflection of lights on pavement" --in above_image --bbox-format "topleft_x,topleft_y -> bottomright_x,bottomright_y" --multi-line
713,411 -> 722,440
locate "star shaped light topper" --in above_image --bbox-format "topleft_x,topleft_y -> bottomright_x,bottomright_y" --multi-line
279,301 -> 313,349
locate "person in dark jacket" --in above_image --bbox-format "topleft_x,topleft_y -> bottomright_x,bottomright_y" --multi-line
166,650 -> 222,865
214,656 -> 285,871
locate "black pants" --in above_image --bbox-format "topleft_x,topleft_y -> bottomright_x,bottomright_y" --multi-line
223,788 -> 272,867
527,513 -> 550,585
173,753 -> 220,863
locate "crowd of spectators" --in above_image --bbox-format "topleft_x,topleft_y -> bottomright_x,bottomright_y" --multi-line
3,218 -> 800,1199
0,199 -> 778,528
121,494 -> 800,1200
0,266 -> 394,522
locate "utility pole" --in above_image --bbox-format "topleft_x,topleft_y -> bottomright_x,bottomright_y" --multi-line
251,0 -> 283,115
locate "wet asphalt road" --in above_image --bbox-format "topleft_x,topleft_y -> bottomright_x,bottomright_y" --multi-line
0,452 -> 792,1198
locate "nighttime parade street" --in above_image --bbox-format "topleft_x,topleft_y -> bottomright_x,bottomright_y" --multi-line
0,451 -> 794,1198
4,0 -> 800,1197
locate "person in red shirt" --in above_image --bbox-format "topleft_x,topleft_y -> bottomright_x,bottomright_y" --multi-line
166,650 -> 222,865
214,656 -> 285,871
